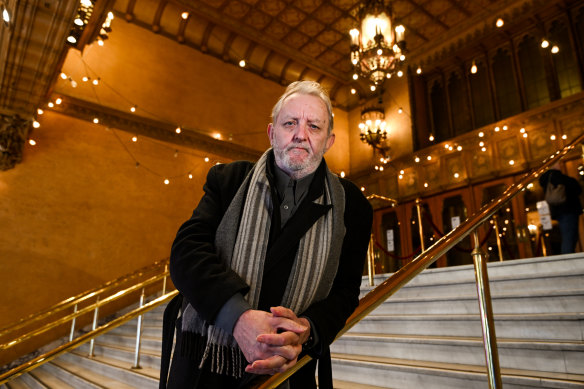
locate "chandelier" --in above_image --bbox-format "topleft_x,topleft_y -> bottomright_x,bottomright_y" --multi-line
350,0 -> 406,86
359,105 -> 390,160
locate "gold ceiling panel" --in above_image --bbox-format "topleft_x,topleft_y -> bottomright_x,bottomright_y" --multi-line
257,0 -> 287,16
297,18 -> 326,38
106,0 -> 551,109
278,7 -> 307,27
223,0 -> 251,19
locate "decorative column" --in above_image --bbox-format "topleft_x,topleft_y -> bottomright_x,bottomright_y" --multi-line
0,113 -> 30,170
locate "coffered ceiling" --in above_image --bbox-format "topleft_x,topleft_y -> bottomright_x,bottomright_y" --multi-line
0,0 -> 563,121
113,0 -> 512,107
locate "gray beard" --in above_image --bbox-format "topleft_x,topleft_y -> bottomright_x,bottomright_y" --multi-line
272,140 -> 324,180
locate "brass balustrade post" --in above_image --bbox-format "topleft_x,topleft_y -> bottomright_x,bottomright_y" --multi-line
415,198 -> 425,252
492,215 -> 504,261
367,234 -> 375,286
162,265 -> 168,295
471,231 -> 502,389
88,296 -> 100,357
69,304 -> 78,342
132,288 -> 145,369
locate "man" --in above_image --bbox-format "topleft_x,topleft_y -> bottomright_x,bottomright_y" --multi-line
539,166 -> 582,254
160,81 -> 373,389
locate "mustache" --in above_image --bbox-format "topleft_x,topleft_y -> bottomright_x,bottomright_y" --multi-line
285,141 -> 310,152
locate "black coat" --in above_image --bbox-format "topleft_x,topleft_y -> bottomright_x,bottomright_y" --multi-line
539,169 -> 582,219
165,158 -> 373,388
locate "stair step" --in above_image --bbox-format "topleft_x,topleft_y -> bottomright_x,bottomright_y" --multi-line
331,353 -> 584,389
29,369 -> 76,389
349,312 -> 584,341
96,332 -> 161,353
37,362 -> 102,389
332,378 -> 389,389
366,289 -> 584,315
2,375 -> 42,389
363,259 -> 584,298
75,341 -> 161,371
56,352 -> 158,389
50,359 -> 137,389
333,333 -> 584,375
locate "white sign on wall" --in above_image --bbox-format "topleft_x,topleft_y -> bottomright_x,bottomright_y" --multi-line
386,229 -> 395,252
451,216 -> 461,230
536,201 -> 553,231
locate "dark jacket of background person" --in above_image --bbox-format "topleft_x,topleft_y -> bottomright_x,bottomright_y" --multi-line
539,168 -> 583,254
539,169 -> 583,219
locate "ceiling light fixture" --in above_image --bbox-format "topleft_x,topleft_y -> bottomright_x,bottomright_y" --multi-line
349,0 -> 406,86
359,103 -> 390,159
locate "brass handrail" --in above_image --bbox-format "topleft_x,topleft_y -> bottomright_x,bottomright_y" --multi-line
254,133 -> 584,388
0,258 -> 169,337
0,272 -> 168,351
0,290 -> 179,384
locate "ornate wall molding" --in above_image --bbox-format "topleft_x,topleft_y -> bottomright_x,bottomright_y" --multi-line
0,114 -> 31,170
50,95 -> 263,162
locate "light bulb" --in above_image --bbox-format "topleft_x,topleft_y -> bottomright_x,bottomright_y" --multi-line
239,60 -> 246,67
32,121 -> 40,128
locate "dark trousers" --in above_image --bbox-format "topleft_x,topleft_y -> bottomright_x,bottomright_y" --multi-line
557,213 -> 580,254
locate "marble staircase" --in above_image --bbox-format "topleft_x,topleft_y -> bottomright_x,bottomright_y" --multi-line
2,254 -> 583,388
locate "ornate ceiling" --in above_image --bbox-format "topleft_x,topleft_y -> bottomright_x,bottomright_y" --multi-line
113,0 -> 524,108
0,0 -> 560,120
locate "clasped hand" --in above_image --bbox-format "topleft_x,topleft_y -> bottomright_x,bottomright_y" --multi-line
232,306 -> 310,375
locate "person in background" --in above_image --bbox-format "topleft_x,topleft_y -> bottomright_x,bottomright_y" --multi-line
539,165 -> 583,254
160,80 -> 373,389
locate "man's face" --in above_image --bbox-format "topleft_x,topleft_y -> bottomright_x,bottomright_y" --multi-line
268,93 -> 335,179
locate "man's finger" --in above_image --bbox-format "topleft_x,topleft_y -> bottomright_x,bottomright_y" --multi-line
256,331 -> 300,346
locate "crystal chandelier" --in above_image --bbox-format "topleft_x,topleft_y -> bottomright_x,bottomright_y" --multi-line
359,105 -> 390,160
350,0 -> 406,86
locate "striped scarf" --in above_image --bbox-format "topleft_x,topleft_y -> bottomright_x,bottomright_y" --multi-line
180,149 -> 346,378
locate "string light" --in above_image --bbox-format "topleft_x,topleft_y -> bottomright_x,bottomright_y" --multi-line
428,134 -> 434,141
397,70 -> 403,77
204,157 -> 210,162
340,171 -> 345,178
350,88 -> 356,95
130,106 -> 136,112
37,108 -> 44,115
414,156 -> 420,163
55,98 -> 62,105
175,127 -> 182,134
470,60 -> 477,74
48,102 -> 54,108
509,160 -> 515,165
164,179 -> 170,185
132,136 -> 138,142
32,121 -> 41,128
93,118 -> 99,124
550,135 -> 556,140
181,11 -> 189,20
29,139 -> 37,146
551,45 -> 559,54
496,18 -> 504,27
92,77 -> 100,86
60,73 -> 67,80
541,40 -> 549,48
239,60 -> 246,67
416,66 -> 422,74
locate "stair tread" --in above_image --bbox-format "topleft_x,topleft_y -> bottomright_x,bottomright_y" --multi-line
331,378 -> 389,389
331,352 -> 584,383
360,312 -> 584,319
92,340 -> 161,356
339,333 -> 584,349
70,351 -> 159,380
52,359 -> 137,389
30,369 -> 76,389
378,288 -> 584,302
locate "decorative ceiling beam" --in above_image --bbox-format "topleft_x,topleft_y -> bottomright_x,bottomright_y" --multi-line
403,0 -> 450,30
445,0 -> 472,17
50,94 -> 262,162
152,0 -> 167,33
170,0 -> 348,83
222,32 -> 237,61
